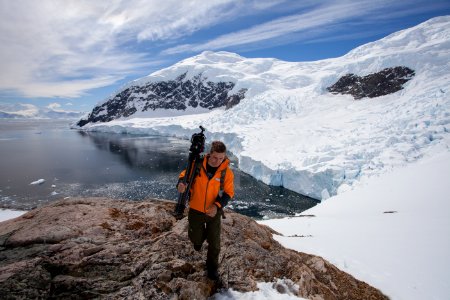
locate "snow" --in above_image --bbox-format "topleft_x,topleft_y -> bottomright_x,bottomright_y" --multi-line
0,16 -> 446,299
213,281 -> 306,300
76,18 -> 450,298
259,149 -> 450,300
30,178 -> 45,185
80,16 -> 450,201
0,209 -> 26,222
2,152 -> 448,299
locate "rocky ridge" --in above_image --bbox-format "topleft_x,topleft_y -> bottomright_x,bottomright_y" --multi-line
327,66 -> 415,99
0,198 -> 388,299
77,73 -> 247,127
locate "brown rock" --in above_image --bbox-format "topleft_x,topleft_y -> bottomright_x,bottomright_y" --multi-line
0,198 -> 389,299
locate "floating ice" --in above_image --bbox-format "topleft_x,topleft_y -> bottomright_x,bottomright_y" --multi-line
30,179 -> 45,185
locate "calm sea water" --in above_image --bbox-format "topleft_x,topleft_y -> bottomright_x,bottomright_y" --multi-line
0,119 -> 318,219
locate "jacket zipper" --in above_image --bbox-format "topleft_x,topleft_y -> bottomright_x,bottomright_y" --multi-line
204,168 -> 220,213
204,180 -> 210,213
203,160 -> 225,213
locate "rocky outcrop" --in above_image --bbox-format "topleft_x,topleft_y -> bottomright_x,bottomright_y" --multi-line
327,66 -> 415,99
0,198 -> 388,299
76,73 -> 247,127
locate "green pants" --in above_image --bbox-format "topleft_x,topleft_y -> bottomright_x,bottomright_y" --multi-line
188,208 -> 221,270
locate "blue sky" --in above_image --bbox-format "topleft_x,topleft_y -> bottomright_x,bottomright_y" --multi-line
1,0 -> 450,113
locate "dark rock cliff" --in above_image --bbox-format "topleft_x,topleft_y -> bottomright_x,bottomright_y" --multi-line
77,73 -> 247,127
327,66 -> 415,99
0,198 -> 388,299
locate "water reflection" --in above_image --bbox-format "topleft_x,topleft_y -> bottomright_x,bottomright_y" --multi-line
0,119 -> 318,219
78,131 -> 189,173
78,131 -> 319,219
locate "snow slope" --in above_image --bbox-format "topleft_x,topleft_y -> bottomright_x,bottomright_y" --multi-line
80,16 -> 450,200
259,145 -> 450,300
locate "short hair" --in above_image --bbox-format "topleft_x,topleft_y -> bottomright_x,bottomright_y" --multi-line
210,141 -> 226,153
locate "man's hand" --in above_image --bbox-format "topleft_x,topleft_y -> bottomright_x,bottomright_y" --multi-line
206,204 -> 217,217
177,182 -> 187,193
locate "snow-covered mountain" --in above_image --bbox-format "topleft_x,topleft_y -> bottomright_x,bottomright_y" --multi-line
77,16 -> 450,200
76,71 -> 247,126
0,103 -> 84,119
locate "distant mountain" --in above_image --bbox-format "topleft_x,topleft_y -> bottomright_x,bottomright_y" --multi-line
0,104 -> 84,119
0,111 -> 24,119
76,18 -> 447,127
39,109 -> 85,119
76,60 -> 249,127
76,16 -> 450,200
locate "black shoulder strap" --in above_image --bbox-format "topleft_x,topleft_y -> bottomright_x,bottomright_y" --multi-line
195,155 -> 205,174
219,168 -> 227,197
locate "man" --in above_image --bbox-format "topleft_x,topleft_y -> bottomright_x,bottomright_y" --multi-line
177,141 -> 234,280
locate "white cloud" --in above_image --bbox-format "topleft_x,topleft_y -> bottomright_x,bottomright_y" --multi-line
162,0 -> 443,54
0,0 -> 280,98
0,1 -> 150,98
46,102 -> 81,113
0,0 -> 447,99
47,103 -> 61,110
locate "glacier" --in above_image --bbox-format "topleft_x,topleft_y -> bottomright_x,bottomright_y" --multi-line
77,16 -> 450,200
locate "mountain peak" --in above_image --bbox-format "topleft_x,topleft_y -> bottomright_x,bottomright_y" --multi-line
345,15 -> 450,59
76,16 -> 450,201
186,51 -> 246,65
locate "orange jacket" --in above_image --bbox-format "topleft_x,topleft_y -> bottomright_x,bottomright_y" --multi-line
179,155 -> 234,213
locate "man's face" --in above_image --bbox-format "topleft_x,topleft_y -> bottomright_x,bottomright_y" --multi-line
208,151 -> 226,167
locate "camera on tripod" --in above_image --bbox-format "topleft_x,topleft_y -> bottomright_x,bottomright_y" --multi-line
189,126 -> 206,155
173,126 -> 206,219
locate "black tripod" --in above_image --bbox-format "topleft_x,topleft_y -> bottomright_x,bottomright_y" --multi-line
173,126 -> 206,220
